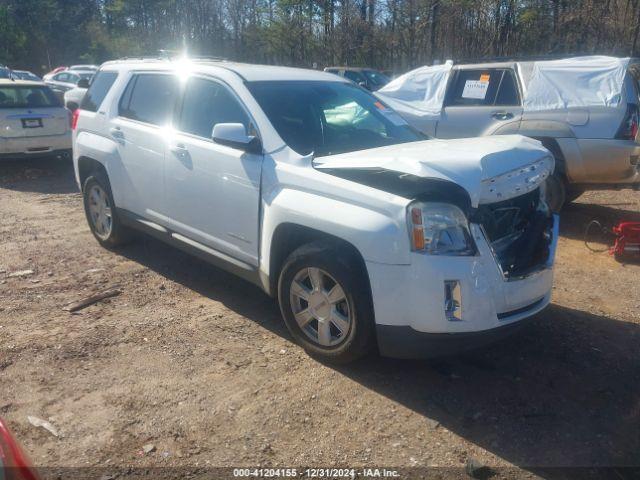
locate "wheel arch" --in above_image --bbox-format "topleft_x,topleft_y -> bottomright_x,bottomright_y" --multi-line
77,156 -> 108,191
267,222 -> 372,300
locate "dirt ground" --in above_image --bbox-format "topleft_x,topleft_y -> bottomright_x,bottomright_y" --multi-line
1,158 -> 639,479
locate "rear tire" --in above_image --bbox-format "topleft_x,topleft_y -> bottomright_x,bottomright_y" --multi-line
82,171 -> 132,248
278,241 -> 375,364
545,172 -> 566,213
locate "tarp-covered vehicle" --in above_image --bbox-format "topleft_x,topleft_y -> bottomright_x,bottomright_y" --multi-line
377,56 -> 640,210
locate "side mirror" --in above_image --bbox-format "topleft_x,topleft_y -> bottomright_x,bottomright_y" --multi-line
77,78 -> 90,89
212,123 -> 262,154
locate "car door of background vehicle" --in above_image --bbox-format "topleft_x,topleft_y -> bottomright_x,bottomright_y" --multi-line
110,72 -> 179,219
164,75 -> 263,267
436,68 -> 522,139
48,72 -> 75,98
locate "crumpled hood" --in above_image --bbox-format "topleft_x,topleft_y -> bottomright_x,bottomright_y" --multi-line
313,135 -> 554,207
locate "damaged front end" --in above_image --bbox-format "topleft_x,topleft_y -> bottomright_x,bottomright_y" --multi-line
471,188 -> 555,279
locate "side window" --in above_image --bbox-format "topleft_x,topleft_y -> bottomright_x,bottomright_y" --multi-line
55,73 -> 68,82
445,69 -> 504,107
68,74 -> 79,84
494,70 -> 520,106
80,71 -> 118,112
178,76 -> 250,139
344,70 -> 365,84
118,73 -> 179,126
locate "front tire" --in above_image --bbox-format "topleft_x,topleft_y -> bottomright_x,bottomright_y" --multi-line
278,242 -> 375,364
82,172 -> 132,248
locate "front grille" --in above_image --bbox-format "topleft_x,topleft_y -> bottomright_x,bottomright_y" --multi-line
472,188 -> 552,278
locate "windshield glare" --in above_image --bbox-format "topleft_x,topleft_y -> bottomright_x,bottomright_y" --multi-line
247,80 -> 424,157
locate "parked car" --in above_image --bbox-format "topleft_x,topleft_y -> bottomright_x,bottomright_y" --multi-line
68,64 -> 99,72
0,418 -> 41,480
73,59 -> 557,362
0,65 -> 10,79
42,66 -> 67,81
64,77 -> 90,110
10,70 -> 42,82
324,66 -> 391,91
377,56 -> 640,211
45,70 -> 93,101
0,80 -> 72,160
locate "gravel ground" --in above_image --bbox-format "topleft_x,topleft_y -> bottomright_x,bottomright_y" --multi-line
0,158 -> 639,479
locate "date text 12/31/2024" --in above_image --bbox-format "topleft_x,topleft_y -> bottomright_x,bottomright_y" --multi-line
233,468 -> 401,478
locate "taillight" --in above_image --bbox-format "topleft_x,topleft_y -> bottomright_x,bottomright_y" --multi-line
616,103 -> 639,140
71,108 -> 80,130
0,419 -> 40,480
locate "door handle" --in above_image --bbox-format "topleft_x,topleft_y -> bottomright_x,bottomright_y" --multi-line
491,111 -> 514,120
109,127 -> 124,143
169,144 -> 189,158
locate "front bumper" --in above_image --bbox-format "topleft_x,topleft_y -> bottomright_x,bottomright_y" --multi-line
0,133 -> 72,159
367,215 -> 559,358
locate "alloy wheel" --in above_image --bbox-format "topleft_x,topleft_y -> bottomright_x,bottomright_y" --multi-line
289,267 -> 352,347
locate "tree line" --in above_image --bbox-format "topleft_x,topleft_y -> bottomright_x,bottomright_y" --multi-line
2,0 -> 640,75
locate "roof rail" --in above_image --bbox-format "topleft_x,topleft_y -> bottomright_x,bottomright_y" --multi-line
111,51 -> 228,63
453,53 -> 636,64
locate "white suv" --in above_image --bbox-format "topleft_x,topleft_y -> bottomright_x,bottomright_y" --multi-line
72,59 -> 558,363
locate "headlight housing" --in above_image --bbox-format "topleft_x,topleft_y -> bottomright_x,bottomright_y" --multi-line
407,202 -> 475,255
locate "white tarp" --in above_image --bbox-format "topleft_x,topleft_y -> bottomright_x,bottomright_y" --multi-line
376,60 -> 453,114
376,56 -> 632,115
522,56 -> 631,111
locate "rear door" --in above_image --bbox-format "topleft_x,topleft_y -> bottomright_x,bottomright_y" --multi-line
436,68 -> 522,138
109,72 -> 180,218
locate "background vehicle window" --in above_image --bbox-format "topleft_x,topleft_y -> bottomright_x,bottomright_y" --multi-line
0,86 -> 60,108
446,69 -> 503,106
81,71 -> 118,112
343,71 -> 365,84
118,73 -> 179,126
494,71 -> 521,106
55,73 -> 69,82
178,77 -> 249,138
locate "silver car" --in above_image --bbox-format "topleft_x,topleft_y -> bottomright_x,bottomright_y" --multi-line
0,80 -> 71,160
378,57 -> 640,210
45,70 -> 94,100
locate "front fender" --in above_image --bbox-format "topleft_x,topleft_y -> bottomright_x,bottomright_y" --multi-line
260,186 -> 411,285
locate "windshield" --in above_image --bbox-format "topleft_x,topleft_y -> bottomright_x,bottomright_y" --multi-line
363,70 -> 390,88
247,80 -> 425,157
0,86 -> 61,108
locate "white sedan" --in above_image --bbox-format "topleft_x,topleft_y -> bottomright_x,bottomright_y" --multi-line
0,80 -> 71,160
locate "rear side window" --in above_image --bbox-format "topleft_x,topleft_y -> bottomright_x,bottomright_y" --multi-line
0,86 -> 61,108
118,73 -> 179,126
344,70 -> 365,83
446,69 -> 520,107
81,71 -> 118,112
178,77 -> 250,139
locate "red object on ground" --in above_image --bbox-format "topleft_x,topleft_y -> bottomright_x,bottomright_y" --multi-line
0,418 -> 40,480
611,221 -> 640,258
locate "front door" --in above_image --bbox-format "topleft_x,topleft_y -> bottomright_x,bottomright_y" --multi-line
436,68 -> 523,139
164,75 -> 263,267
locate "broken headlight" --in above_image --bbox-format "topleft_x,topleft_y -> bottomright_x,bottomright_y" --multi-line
407,202 -> 474,255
